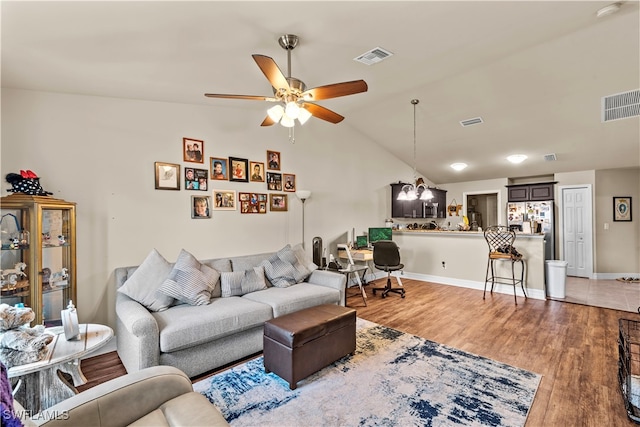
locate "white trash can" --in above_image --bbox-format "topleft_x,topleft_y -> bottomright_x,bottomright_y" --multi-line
546,260 -> 568,298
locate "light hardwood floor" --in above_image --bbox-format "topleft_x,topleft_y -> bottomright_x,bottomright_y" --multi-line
80,278 -> 638,426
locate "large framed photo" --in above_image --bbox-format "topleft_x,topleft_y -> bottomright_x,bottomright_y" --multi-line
210,157 -> 228,180
283,173 -> 296,192
191,196 -> 211,219
185,167 -> 208,190
183,137 -> 204,163
229,157 -> 249,182
213,190 -> 237,211
613,197 -> 632,222
269,193 -> 288,212
239,192 -> 268,214
267,150 -> 281,170
267,172 -> 282,191
250,161 -> 265,182
154,162 -> 180,190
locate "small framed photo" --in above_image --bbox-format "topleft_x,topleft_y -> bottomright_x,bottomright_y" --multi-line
250,161 -> 265,182
270,193 -> 288,212
210,157 -> 228,180
613,197 -> 632,222
185,168 -> 208,190
267,150 -> 281,170
283,173 -> 296,192
191,196 -> 211,219
267,172 -> 282,191
213,190 -> 237,211
183,138 -> 204,163
154,162 -> 180,190
229,157 -> 249,182
239,192 -> 268,214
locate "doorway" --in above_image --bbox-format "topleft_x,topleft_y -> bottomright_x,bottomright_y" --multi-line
560,185 -> 593,278
463,190 -> 501,229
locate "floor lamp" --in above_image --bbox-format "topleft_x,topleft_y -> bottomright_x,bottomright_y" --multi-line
296,190 -> 311,249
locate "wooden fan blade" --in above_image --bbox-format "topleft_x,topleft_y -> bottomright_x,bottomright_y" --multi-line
303,103 -> 344,124
260,115 -> 276,127
302,80 -> 368,101
204,93 -> 276,101
252,54 -> 290,91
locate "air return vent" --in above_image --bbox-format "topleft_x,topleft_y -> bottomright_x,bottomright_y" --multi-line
460,117 -> 484,127
544,153 -> 557,162
602,89 -> 640,122
354,47 -> 393,65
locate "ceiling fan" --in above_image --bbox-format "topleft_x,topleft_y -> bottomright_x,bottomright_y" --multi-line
204,34 -> 368,127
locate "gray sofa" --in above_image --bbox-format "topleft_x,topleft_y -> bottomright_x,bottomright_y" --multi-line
115,249 -> 346,378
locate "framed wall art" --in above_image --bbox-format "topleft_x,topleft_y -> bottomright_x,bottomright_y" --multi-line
154,162 -> 180,190
283,173 -> 296,192
239,192 -> 267,214
229,157 -> 249,182
191,196 -> 211,219
210,157 -> 228,180
250,161 -> 265,182
267,150 -> 281,170
613,197 -> 632,222
183,137 -> 204,163
269,193 -> 288,212
185,168 -> 208,190
213,190 -> 237,211
267,172 -> 282,191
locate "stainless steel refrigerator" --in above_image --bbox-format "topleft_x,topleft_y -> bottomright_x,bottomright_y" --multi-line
507,200 -> 554,260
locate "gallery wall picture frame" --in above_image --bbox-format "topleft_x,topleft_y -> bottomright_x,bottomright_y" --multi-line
239,192 -> 267,214
154,162 -> 180,190
183,137 -> 204,163
267,172 -> 282,191
283,173 -> 296,192
267,150 -> 281,170
613,196 -> 632,222
229,157 -> 249,182
249,161 -> 265,182
213,190 -> 237,211
184,167 -> 208,190
210,157 -> 228,180
191,196 -> 212,219
270,193 -> 288,212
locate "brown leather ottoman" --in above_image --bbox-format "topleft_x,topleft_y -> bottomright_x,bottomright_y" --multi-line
263,304 -> 356,390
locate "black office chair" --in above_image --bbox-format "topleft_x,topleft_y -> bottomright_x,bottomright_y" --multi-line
372,240 -> 405,299
483,225 -> 526,304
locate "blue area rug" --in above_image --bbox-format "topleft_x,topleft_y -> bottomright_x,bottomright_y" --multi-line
194,318 -> 541,426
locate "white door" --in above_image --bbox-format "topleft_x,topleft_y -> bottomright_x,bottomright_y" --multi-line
562,186 -> 593,278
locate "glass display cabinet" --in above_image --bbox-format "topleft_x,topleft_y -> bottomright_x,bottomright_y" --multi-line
1,194 -> 76,326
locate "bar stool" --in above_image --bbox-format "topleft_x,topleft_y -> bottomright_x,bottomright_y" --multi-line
483,225 -> 526,304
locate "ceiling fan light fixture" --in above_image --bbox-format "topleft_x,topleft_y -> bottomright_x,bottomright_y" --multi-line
280,115 -> 295,128
267,104 -> 284,122
285,101 -> 300,119
297,107 -> 312,125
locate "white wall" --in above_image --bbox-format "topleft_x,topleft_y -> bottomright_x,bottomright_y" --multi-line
1,88 -> 413,327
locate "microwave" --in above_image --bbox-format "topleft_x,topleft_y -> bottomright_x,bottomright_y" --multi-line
424,202 -> 438,218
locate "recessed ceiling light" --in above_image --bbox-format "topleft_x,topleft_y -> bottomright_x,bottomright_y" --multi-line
507,154 -> 528,164
450,163 -> 468,171
596,2 -> 622,18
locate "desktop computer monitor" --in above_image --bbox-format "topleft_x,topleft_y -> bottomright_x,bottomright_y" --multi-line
355,235 -> 368,249
368,227 -> 392,244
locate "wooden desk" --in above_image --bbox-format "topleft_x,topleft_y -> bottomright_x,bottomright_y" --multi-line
338,248 -> 373,261
9,323 -> 113,413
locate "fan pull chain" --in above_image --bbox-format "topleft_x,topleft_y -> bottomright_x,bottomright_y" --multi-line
289,127 -> 295,144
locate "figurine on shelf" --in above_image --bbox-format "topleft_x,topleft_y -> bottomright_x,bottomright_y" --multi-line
57,235 -> 65,245
9,238 -> 20,249
42,232 -> 51,246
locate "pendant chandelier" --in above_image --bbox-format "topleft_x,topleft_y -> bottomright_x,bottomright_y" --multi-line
397,99 -> 433,201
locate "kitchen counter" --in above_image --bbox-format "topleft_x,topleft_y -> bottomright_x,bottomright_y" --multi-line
390,229 -> 547,299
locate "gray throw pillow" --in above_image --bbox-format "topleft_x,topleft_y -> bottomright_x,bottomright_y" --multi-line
158,249 -> 220,306
261,258 -> 298,288
117,249 -> 174,312
220,266 -> 267,297
276,244 -> 312,283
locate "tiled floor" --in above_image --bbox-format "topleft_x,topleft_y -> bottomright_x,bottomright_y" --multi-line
551,276 -> 640,313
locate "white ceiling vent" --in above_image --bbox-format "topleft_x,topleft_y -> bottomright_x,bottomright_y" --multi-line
544,153 -> 557,162
602,89 -> 640,122
460,117 -> 484,127
354,47 -> 393,65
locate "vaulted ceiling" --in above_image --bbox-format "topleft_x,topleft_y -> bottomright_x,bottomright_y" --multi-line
2,1 -> 639,184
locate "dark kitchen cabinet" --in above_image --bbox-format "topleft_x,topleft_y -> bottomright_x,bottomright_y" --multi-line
507,182 -> 555,202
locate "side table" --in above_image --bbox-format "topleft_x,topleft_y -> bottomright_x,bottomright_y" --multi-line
339,264 -> 369,306
9,323 -> 113,414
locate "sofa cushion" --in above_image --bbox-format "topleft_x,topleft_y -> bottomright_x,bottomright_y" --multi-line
242,283 -> 341,317
292,243 -> 319,273
200,259 -> 232,298
220,266 -> 267,297
260,258 -> 298,288
158,249 -> 221,306
152,297 -> 273,353
117,249 -> 174,312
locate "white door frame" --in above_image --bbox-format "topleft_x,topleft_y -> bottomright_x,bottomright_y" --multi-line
558,184 -> 594,278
